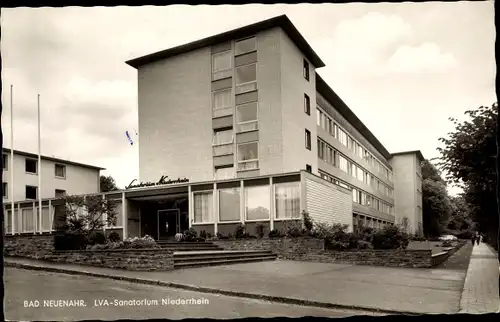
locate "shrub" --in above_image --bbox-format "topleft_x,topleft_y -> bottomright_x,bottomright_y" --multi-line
175,233 -> 184,242
107,231 -> 121,243
268,229 -> 283,238
216,232 -> 227,240
199,230 -> 207,239
183,228 -> 198,242
372,225 -> 409,250
88,231 -> 106,245
195,237 -> 206,242
255,223 -> 265,238
357,240 -> 373,250
122,235 -> 159,249
284,221 -> 304,238
358,227 -> 375,243
235,224 -> 246,239
325,240 -> 350,251
228,233 -> 234,239
302,210 -> 314,232
206,232 -> 213,239
54,232 -> 89,250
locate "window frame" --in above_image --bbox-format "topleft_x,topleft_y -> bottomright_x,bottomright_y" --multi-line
303,59 -> 310,81
3,182 -> 7,199
54,164 -> 66,179
235,62 -> 257,87
2,154 -> 7,170
237,141 -> 259,171
218,187 -> 241,223
244,184 -> 271,222
212,50 -> 232,74
25,158 -> 38,174
213,128 -> 234,146
304,94 -> 311,115
305,129 -> 311,150
25,185 -> 38,200
235,36 -> 257,56
55,189 -> 66,197
212,88 -> 233,111
192,190 -> 215,224
235,101 -> 259,132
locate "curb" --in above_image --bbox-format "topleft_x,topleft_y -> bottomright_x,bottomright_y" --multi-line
6,261 -> 421,316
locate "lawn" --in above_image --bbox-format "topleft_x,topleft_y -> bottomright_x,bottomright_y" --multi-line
407,240 -> 459,255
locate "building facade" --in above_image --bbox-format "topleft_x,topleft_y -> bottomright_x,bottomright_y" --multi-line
3,15 -> 424,239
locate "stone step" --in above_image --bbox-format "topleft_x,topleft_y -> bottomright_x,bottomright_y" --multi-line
156,241 -> 215,245
173,250 -> 273,258
173,255 -> 277,268
161,247 -> 224,251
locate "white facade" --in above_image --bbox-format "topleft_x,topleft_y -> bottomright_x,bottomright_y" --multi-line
2,148 -> 102,202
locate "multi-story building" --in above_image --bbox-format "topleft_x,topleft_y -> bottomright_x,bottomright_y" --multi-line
3,15 -> 423,240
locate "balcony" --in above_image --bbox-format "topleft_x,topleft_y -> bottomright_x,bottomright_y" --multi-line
213,143 -> 234,157
213,106 -> 233,119
237,160 -> 259,171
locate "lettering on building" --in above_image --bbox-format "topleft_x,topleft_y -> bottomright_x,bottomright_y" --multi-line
125,175 -> 189,189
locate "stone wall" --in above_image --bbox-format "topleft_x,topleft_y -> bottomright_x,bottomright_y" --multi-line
4,234 -> 54,259
45,249 -> 174,271
214,237 -> 432,268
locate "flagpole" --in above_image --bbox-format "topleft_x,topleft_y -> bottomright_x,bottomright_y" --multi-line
37,94 -> 42,234
10,85 -> 15,235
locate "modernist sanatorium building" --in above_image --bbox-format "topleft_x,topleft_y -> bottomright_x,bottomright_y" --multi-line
2,15 -> 424,240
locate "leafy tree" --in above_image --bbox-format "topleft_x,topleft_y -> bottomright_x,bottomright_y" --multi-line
421,160 -> 452,237
100,175 -> 119,192
435,103 -> 498,247
447,195 -> 474,232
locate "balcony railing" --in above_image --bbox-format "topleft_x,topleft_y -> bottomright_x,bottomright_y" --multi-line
213,106 -> 233,118
213,143 -> 234,156
237,160 -> 259,171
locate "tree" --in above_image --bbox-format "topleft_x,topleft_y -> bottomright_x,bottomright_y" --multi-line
435,103 -> 498,247
100,175 -> 119,192
447,195 -> 474,232
421,160 -> 452,237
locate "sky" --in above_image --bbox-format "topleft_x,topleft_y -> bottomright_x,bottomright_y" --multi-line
1,3 -> 496,195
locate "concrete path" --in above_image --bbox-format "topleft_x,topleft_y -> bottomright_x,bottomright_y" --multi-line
459,243 -> 500,314
5,257 -> 467,315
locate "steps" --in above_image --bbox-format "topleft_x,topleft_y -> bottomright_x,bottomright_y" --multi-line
173,250 -> 277,268
157,241 -> 224,252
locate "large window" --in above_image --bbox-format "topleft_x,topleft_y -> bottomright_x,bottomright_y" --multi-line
305,129 -> 311,150
245,185 -> 270,221
26,185 -> 37,200
275,182 -> 301,219
193,191 -> 213,223
304,94 -> 310,115
55,164 -> 66,178
235,37 -> 256,55
237,142 -> 259,171
219,188 -> 240,222
25,159 -> 37,174
235,63 -> 257,94
213,88 -> 232,110
212,51 -> 232,80
236,102 -> 258,132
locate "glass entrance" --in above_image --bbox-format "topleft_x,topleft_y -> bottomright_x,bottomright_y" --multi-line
157,209 -> 180,240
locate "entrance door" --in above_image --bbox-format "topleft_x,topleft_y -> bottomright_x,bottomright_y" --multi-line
157,209 -> 180,240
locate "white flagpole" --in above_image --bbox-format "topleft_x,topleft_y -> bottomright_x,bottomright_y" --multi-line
10,85 -> 15,235
37,94 -> 42,234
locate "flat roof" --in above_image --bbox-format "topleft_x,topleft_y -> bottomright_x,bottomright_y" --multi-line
126,15 -> 325,69
2,148 -> 105,171
391,150 -> 425,162
315,73 -> 392,160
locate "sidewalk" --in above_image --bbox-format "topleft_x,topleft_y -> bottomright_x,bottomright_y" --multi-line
5,256 -> 467,315
459,243 -> 500,313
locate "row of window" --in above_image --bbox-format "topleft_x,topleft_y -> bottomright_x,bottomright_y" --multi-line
352,214 -> 393,232
316,109 -> 393,182
317,139 -> 394,198
319,171 -> 394,216
2,182 -> 66,200
2,154 -> 67,178
193,181 -> 300,224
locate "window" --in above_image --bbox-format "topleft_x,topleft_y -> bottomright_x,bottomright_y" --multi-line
306,164 -> 312,173
275,182 -> 301,219
219,188 -> 240,222
235,37 -> 256,55
215,167 -> 235,180
303,59 -> 309,81
236,102 -> 258,132
316,109 -> 321,126
237,142 -> 259,171
366,195 -> 372,207
338,129 -> 348,146
26,185 -> 37,199
339,155 -> 348,173
350,163 -> 357,178
22,208 -> 34,233
213,129 -> 233,145
3,182 -> 7,199
326,146 -> 333,164
352,188 -> 359,203
55,189 -> 66,197
245,185 -> 270,221
193,192 -> 213,223
235,63 -> 257,94
212,51 -> 232,80
25,159 -> 37,174
304,94 -> 310,115
305,129 -> 311,150
360,192 -> 366,205
332,123 -> 338,139
357,167 -> 364,182
317,139 -> 324,159
213,88 -> 232,110
41,206 -> 51,232
2,154 -> 7,170
55,164 -> 66,178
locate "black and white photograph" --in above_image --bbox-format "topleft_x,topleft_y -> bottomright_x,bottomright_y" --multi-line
1,2 -> 498,321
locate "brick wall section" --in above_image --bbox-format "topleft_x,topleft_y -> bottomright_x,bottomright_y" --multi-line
214,237 -> 432,268
4,234 -> 54,259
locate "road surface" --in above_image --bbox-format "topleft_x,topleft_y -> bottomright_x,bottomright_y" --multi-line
5,267 -> 365,321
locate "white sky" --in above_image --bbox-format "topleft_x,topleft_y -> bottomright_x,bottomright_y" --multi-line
1,3 -> 495,196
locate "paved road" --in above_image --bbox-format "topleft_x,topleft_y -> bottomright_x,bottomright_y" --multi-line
5,268 -> 361,321
436,241 -> 473,271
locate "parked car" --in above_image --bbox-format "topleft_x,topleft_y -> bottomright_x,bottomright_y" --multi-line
438,235 -> 458,241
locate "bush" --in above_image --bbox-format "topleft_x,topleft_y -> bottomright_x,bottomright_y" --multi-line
410,234 -> 427,241
268,229 -> 283,238
123,235 -> 159,249
54,232 -> 89,250
284,221 -> 304,238
372,225 -> 409,250
199,230 -> 207,239
302,211 -> 314,232
107,231 -> 121,242
357,240 -> 373,250
206,232 -> 213,239
183,228 -> 198,242
357,227 -> 375,243
255,223 -> 265,238
88,231 -> 106,245
216,232 -> 228,240
325,240 -> 350,251
235,224 -> 246,239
